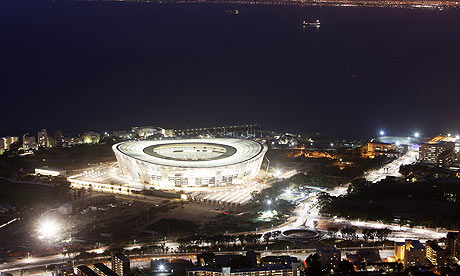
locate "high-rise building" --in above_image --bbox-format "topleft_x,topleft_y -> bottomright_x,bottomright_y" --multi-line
2,136 -> 19,151
404,240 -> 426,268
395,242 -> 405,261
23,133 -> 37,151
76,265 -> 99,276
92,263 -> 118,276
38,129 -> 49,148
446,232 -> 460,259
419,142 -> 455,165
82,132 -> 100,144
55,130 -> 64,147
317,247 -> 341,270
426,240 -> 447,266
111,252 -> 130,276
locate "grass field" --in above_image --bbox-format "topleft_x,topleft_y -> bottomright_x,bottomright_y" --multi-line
0,179 -> 56,205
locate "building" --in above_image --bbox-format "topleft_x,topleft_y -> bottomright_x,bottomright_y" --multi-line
113,131 -> 132,139
361,142 -> 398,158
113,138 -> 267,188
150,259 -> 193,273
35,167 -> 66,176
395,242 -> 405,261
92,263 -> 118,276
58,203 -> 72,215
23,133 -> 37,151
2,136 -> 19,151
55,130 -> 64,147
53,262 -> 75,276
82,132 -> 101,144
186,264 -> 299,276
404,240 -> 426,268
38,129 -> 49,148
260,256 -> 297,266
446,232 -> 460,259
131,126 -> 167,139
111,252 -> 130,276
419,142 -> 455,166
426,240 -> 447,266
76,266 -> 99,276
317,247 -> 341,270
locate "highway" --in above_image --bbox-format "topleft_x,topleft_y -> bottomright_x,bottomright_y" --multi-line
271,147 -> 448,244
365,148 -> 418,183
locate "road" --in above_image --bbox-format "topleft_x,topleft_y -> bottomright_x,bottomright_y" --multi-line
273,147 -> 448,244
365,148 -> 418,183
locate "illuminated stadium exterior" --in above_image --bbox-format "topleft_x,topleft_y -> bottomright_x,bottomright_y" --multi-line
113,138 -> 267,188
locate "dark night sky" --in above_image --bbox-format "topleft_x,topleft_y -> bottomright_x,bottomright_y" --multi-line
1,0 -> 460,137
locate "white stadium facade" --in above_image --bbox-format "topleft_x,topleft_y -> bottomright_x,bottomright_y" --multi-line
112,138 -> 268,188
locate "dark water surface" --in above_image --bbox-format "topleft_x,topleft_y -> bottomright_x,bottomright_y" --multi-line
1,1 -> 460,136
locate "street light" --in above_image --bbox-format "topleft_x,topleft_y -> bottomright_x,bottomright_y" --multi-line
38,219 -> 60,239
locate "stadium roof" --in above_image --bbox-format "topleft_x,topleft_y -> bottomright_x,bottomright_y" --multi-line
113,138 -> 266,168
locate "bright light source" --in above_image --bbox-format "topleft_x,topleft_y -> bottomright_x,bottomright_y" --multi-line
180,194 -> 188,200
379,130 -> 385,136
414,132 -> 420,138
395,141 -> 400,146
330,143 -> 334,147
448,133 -> 451,137
266,199 -> 272,205
159,265 -> 165,271
274,170 -> 282,177
456,135 -> 460,140
38,219 -> 60,239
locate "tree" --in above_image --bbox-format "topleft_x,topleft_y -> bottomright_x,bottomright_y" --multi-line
327,227 -> 339,238
263,232 -> 272,244
376,228 -> 391,241
338,260 -> 355,276
362,228 -> 376,242
238,235 -> 246,246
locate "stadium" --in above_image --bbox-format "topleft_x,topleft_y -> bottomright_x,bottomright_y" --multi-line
113,138 -> 267,188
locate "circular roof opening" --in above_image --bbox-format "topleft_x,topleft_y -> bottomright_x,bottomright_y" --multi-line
143,142 -> 237,161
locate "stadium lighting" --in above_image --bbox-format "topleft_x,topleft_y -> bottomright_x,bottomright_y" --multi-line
159,265 -> 165,271
38,219 -> 60,239
414,132 -> 420,138
379,130 -> 385,136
